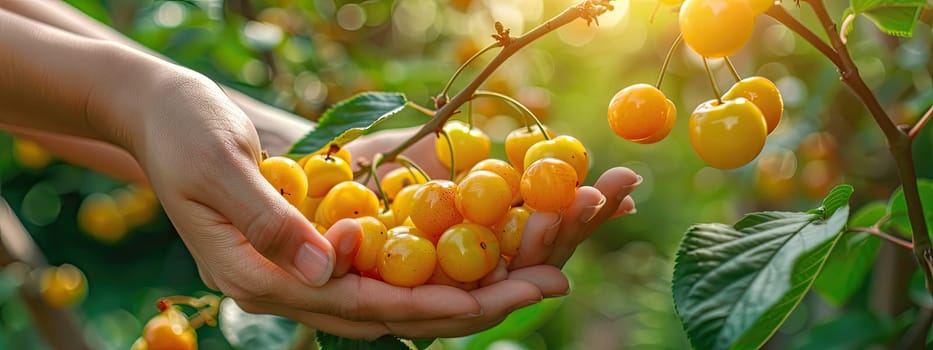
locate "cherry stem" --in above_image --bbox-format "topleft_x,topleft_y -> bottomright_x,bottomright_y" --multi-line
363,0 -> 612,178
909,104 -> 933,141
406,101 -> 436,117
702,57 -> 722,104
396,155 -> 432,182
369,153 -> 392,212
472,90 -> 550,140
441,42 -> 501,98
656,33 -> 682,88
437,129 -> 457,180
157,294 -> 221,329
724,57 -> 741,83
848,227 -> 914,250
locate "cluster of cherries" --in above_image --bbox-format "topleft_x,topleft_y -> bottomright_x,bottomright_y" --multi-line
259,120 -> 588,288
608,0 -> 783,170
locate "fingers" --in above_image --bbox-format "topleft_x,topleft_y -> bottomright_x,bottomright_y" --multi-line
506,265 -> 569,298
479,258 -> 509,287
323,219 -> 363,278
508,212 -> 561,270
207,163 -> 337,287
611,195 -> 636,219
237,269 -> 566,340
541,186 -> 607,267
509,167 -> 641,270
587,167 -> 641,230
384,279 -> 544,339
282,275 -> 481,322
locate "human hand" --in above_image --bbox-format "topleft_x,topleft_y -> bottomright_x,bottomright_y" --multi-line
126,72 -> 518,336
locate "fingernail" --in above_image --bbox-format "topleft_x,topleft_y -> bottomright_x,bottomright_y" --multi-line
339,231 -> 360,256
543,215 -> 563,246
627,208 -> 638,215
619,175 -> 644,199
295,242 -> 333,287
581,195 -> 607,224
455,309 -> 485,319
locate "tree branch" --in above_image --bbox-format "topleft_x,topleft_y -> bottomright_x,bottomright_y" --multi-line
775,0 -> 933,345
371,0 -> 612,167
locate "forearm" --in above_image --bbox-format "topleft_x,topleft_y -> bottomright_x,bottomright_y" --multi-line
0,7 -> 217,159
6,127 -> 147,184
0,0 -> 313,153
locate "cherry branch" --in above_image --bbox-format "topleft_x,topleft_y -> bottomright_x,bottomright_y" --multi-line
848,227 -> 913,250
773,0 -> 933,344
909,104 -> 933,141
374,0 -> 612,166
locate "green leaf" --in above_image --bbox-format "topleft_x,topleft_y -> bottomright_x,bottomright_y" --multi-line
886,179 -> 933,238
218,298 -> 299,350
812,201 -> 887,305
408,339 -> 437,349
316,331 -> 410,350
456,297 -> 563,350
791,311 -> 898,350
672,186 -> 852,350
287,92 -> 408,157
845,0 -> 926,37
820,185 -> 855,217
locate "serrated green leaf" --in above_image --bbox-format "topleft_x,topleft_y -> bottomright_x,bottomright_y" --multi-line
821,185 -> 855,217
316,331 -> 410,350
673,188 -> 852,350
846,0 -> 926,37
812,201 -> 887,305
287,92 -> 408,157
218,298 -> 299,350
886,179 -> 933,238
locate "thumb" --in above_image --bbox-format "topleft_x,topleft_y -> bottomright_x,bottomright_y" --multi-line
214,165 -> 338,287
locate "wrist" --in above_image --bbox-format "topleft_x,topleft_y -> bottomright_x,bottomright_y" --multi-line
86,43 -> 220,156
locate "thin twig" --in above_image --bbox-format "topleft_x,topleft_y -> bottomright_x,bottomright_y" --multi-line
352,0 -> 612,177
764,6 -> 843,68
406,101 -> 436,117
909,104 -> 933,141
848,227 -> 913,250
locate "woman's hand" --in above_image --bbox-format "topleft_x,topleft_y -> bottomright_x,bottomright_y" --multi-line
125,70 -> 570,340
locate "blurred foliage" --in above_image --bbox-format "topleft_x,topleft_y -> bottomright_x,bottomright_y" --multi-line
0,0 -> 930,349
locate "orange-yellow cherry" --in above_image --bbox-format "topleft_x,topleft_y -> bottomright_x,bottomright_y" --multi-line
260,156 -> 308,206
504,126 -> 555,171
523,135 -> 589,184
303,155 -> 353,197
436,223 -> 501,283
435,120 -> 491,172
315,181 -> 380,227
722,76 -> 783,134
688,98 -> 767,169
455,170 -> 512,226
520,159 -> 578,212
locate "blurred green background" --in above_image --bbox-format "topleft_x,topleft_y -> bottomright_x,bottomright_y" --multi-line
0,0 -> 931,349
